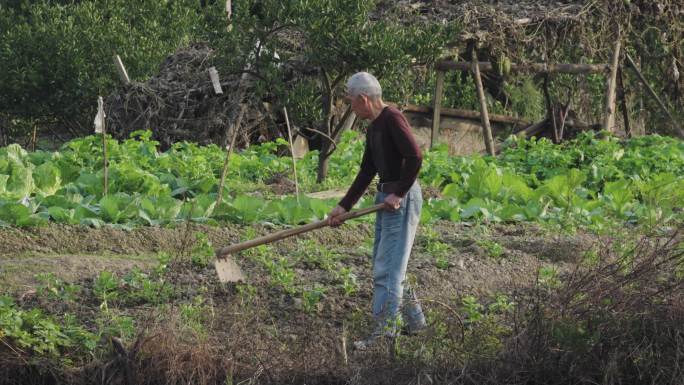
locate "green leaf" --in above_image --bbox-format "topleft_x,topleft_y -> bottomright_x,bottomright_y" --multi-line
5,162 -> 34,199
466,162 -> 502,199
523,201 -> 545,220
461,197 -> 487,219
448,207 -> 461,221
80,217 -> 105,228
420,205 -> 433,223
98,194 -> 135,223
224,194 -> 263,223
155,196 -> 183,223
40,195 -> 77,210
99,195 -> 121,223
602,179 -> 633,215
193,176 -> 216,194
441,183 -> 462,199
48,206 -> 78,224
74,205 -> 99,220
33,162 -> 62,196
499,204 -> 526,222
3,144 -> 27,163
0,175 -> 8,196
501,172 -> 532,202
308,198 -> 331,220
0,202 -> 31,225
135,195 -> 181,225
180,194 -> 217,221
75,173 -> 103,196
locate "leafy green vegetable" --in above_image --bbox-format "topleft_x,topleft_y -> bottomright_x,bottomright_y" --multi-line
33,162 -> 61,196
0,130 -> 681,230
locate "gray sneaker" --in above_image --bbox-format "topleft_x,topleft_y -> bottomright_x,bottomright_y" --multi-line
353,327 -> 397,350
401,320 -> 427,336
353,335 -> 380,350
401,286 -> 427,335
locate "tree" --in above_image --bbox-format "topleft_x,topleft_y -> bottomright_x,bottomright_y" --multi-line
217,0 -> 455,182
0,0 -> 205,133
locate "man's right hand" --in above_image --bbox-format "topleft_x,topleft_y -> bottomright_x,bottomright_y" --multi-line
327,205 -> 347,227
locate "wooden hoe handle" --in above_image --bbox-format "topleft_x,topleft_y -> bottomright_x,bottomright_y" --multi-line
215,203 -> 385,258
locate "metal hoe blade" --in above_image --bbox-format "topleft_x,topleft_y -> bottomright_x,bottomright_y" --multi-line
215,256 -> 245,283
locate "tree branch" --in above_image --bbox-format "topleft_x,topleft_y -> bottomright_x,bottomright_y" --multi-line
264,23 -> 300,40
330,73 -> 345,91
300,127 -> 338,154
321,68 -> 332,101
330,104 -> 354,140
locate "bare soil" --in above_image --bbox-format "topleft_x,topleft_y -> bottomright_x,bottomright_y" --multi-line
0,221 -> 592,295
0,220 -> 599,384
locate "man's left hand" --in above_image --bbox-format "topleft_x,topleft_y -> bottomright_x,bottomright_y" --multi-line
384,194 -> 402,211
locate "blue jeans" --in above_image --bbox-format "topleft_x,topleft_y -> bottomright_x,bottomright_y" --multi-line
371,181 -> 426,334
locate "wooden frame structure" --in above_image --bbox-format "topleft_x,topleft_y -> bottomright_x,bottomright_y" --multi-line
426,36 -> 684,152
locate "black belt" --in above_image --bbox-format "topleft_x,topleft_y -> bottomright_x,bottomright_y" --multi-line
377,181 -> 400,193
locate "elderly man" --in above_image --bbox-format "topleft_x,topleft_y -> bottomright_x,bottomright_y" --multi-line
327,72 -> 426,349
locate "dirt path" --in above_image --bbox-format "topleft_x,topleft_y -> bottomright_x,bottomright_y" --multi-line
0,223 -> 242,256
0,254 -> 153,293
0,221 -> 594,296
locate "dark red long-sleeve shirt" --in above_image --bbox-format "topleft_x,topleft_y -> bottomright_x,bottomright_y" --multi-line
338,106 -> 423,211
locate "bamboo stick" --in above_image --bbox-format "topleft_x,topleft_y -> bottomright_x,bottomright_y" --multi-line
283,107 -> 300,202
216,104 -> 246,207
102,138 -> 108,197
471,48 -> 496,156
625,52 -> 684,138
113,54 -> 130,84
226,0 -> 233,32
31,126 -> 37,151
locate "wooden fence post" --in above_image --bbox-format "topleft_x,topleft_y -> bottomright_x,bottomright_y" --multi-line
471,47 -> 495,156
603,37 -> 621,132
436,61 -> 610,74
617,67 -> 631,138
31,125 -> 37,151
543,73 -> 560,143
431,70 -> 445,149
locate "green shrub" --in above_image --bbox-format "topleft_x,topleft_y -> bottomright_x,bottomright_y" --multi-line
0,1 -> 205,126
301,286 -> 326,314
0,296 -> 97,358
191,232 -> 214,268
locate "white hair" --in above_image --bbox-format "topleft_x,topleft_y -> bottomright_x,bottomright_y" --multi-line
346,72 -> 382,99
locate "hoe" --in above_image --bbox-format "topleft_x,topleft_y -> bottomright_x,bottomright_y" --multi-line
214,203 -> 385,282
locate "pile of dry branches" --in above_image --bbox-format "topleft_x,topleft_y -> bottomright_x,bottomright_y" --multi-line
104,44 -> 272,150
